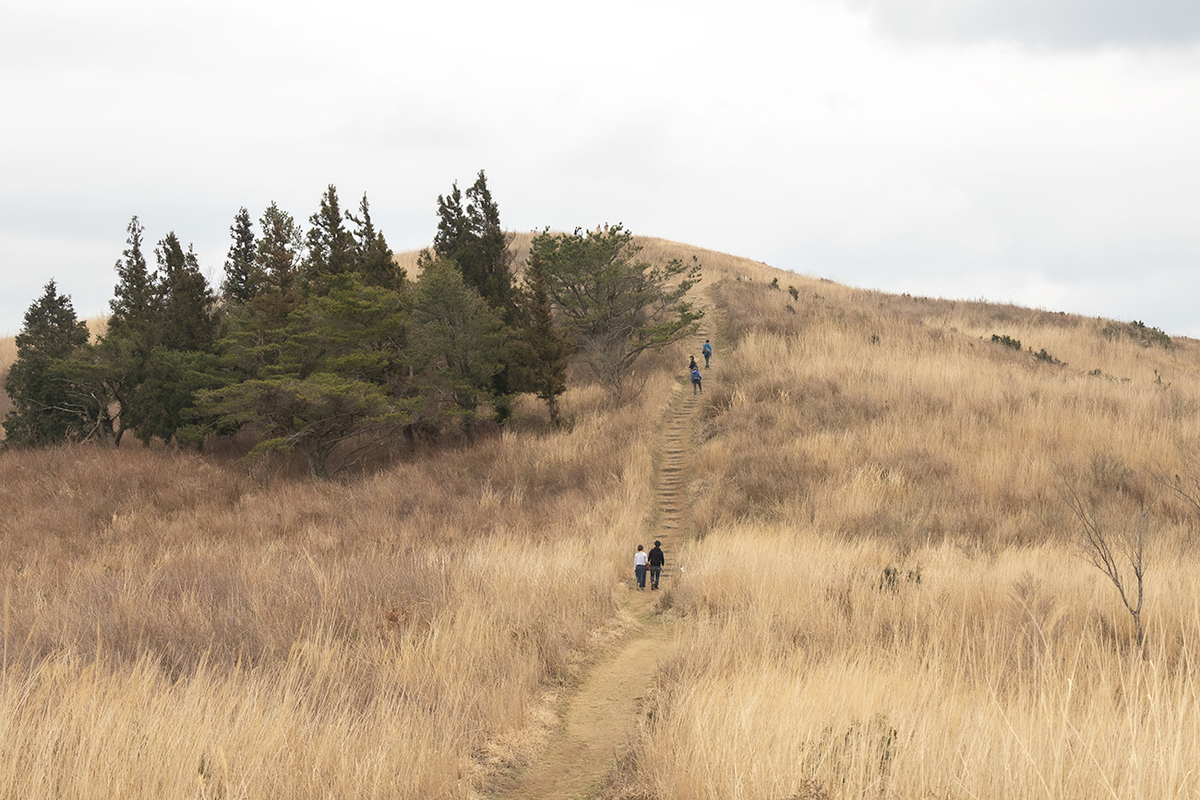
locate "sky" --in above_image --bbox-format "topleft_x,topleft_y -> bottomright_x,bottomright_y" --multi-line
3,0 -> 1200,336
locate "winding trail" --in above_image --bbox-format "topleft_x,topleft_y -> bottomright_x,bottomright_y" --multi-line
489,383 -> 703,800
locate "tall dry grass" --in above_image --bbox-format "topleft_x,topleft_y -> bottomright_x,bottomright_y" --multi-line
0,372 -> 679,797
615,269 -> 1200,798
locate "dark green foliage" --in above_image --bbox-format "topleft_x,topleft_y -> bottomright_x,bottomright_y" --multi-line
154,232 -> 217,352
199,372 -> 402,479
529,225 -> 703,400
511,251 -> 571,425
991,334 -> 1022,350
304,185 -> 357,287
769,277 -> 779,290
196,275 -> 412,477
107,216 -> 155,339
428,171 -> 516,318
254,202 -> 303,326
221,207 -> 259,304
3,282 -> 94,445
127,348 -> 222,446
410,258 -> 505,442
788,285 -> 799,301
347,193 -> 403,290
1031,347 -> 1062,365
1101,320 -> 1173,349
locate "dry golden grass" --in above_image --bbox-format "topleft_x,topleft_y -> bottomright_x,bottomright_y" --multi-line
0,372 -> 680,797
8,234 -> 1200,798
615,267 -> 1200,799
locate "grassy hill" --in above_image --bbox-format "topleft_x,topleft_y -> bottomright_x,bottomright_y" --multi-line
3,241 -> 1200,796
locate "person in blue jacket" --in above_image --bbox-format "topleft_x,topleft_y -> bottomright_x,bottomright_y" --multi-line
691,367 -> 702,395
702,339 -> 713,368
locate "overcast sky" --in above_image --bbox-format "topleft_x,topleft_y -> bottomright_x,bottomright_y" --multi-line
3,0 -> 1199,336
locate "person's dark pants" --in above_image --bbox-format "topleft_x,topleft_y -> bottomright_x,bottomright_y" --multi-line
704,353 -> 710,368
693,379 -> 701,395
649,565 -> 662,589
635,564 -> 647,589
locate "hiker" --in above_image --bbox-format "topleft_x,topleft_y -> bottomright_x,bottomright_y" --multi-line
691,367 -> 702,395
702,339 -> 713,368
688,354 -> 698,372
648,540 -> 665,590
634,545 -> 648,590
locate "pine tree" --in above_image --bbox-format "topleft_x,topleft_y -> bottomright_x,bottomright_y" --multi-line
429,171 -> 516,317
304,184 -> 356,287
3,281 -> 93,444
513,250 -> 570,425
221,207 -> 259,303
194,276 -> 411,478
530,225 -> 703,400
107,216 -> 156,337
347,193 -> 402,290
410,258 -> 505,443
155,232 -> 217,352
255,202 -> 303,325
464,170 -> 516,317
430,182 -> 469,264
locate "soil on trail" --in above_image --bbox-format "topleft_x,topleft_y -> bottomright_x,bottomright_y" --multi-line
489,387 -> 701,800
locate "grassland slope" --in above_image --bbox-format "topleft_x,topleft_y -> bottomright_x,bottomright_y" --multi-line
5,239 -> 1200,798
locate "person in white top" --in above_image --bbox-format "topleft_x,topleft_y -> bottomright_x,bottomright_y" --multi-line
634,544 -> 648,590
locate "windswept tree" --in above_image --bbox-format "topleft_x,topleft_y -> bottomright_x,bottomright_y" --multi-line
195,276 -> 411,478
3,281 -> 94,444
221,207 -> 259,303
530,225 -> 703,400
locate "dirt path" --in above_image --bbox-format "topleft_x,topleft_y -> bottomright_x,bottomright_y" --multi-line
489,387 -> 701,800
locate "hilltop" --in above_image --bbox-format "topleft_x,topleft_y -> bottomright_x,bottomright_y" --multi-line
3,238 -> 1200,797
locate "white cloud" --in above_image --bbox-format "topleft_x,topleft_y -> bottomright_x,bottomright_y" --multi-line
2,0 -> 1200,337
848,0 -> 1200,48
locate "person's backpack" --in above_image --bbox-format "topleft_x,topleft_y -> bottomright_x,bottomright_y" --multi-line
691,369 -> 701,382
702,342 -> 712,355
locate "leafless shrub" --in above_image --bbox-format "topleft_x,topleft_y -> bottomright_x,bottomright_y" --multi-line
1058,466 -> 1155,649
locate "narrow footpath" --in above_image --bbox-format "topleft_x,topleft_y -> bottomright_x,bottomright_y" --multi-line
490,383 -> 702,800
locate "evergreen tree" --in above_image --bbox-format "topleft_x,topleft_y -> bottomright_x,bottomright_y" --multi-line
3,281 -> 94,444
304,184 -> 356,287
347,193 -> 402,290
195,276 -> 411,478
530,225 -> 703,400
221,207 -> 259,303
155,232 -> 217,352
410,258 -> 505,443
464,170 -> 516,317
512,251 -> 570,425
107,216 -> 156,337
428,171 -> 516,317
429,182 -> 469,265
254,201 -> 303,325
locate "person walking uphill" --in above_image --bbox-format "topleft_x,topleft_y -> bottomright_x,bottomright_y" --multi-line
634,544 -> 648,590
648,540 -> 665,590
691,367 -> 702,395
702,339 -> 713,368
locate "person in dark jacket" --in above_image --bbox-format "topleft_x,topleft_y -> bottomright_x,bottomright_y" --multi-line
648,540 -> 665,590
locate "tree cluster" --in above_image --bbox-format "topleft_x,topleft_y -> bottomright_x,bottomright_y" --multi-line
4,173 -> 702,478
